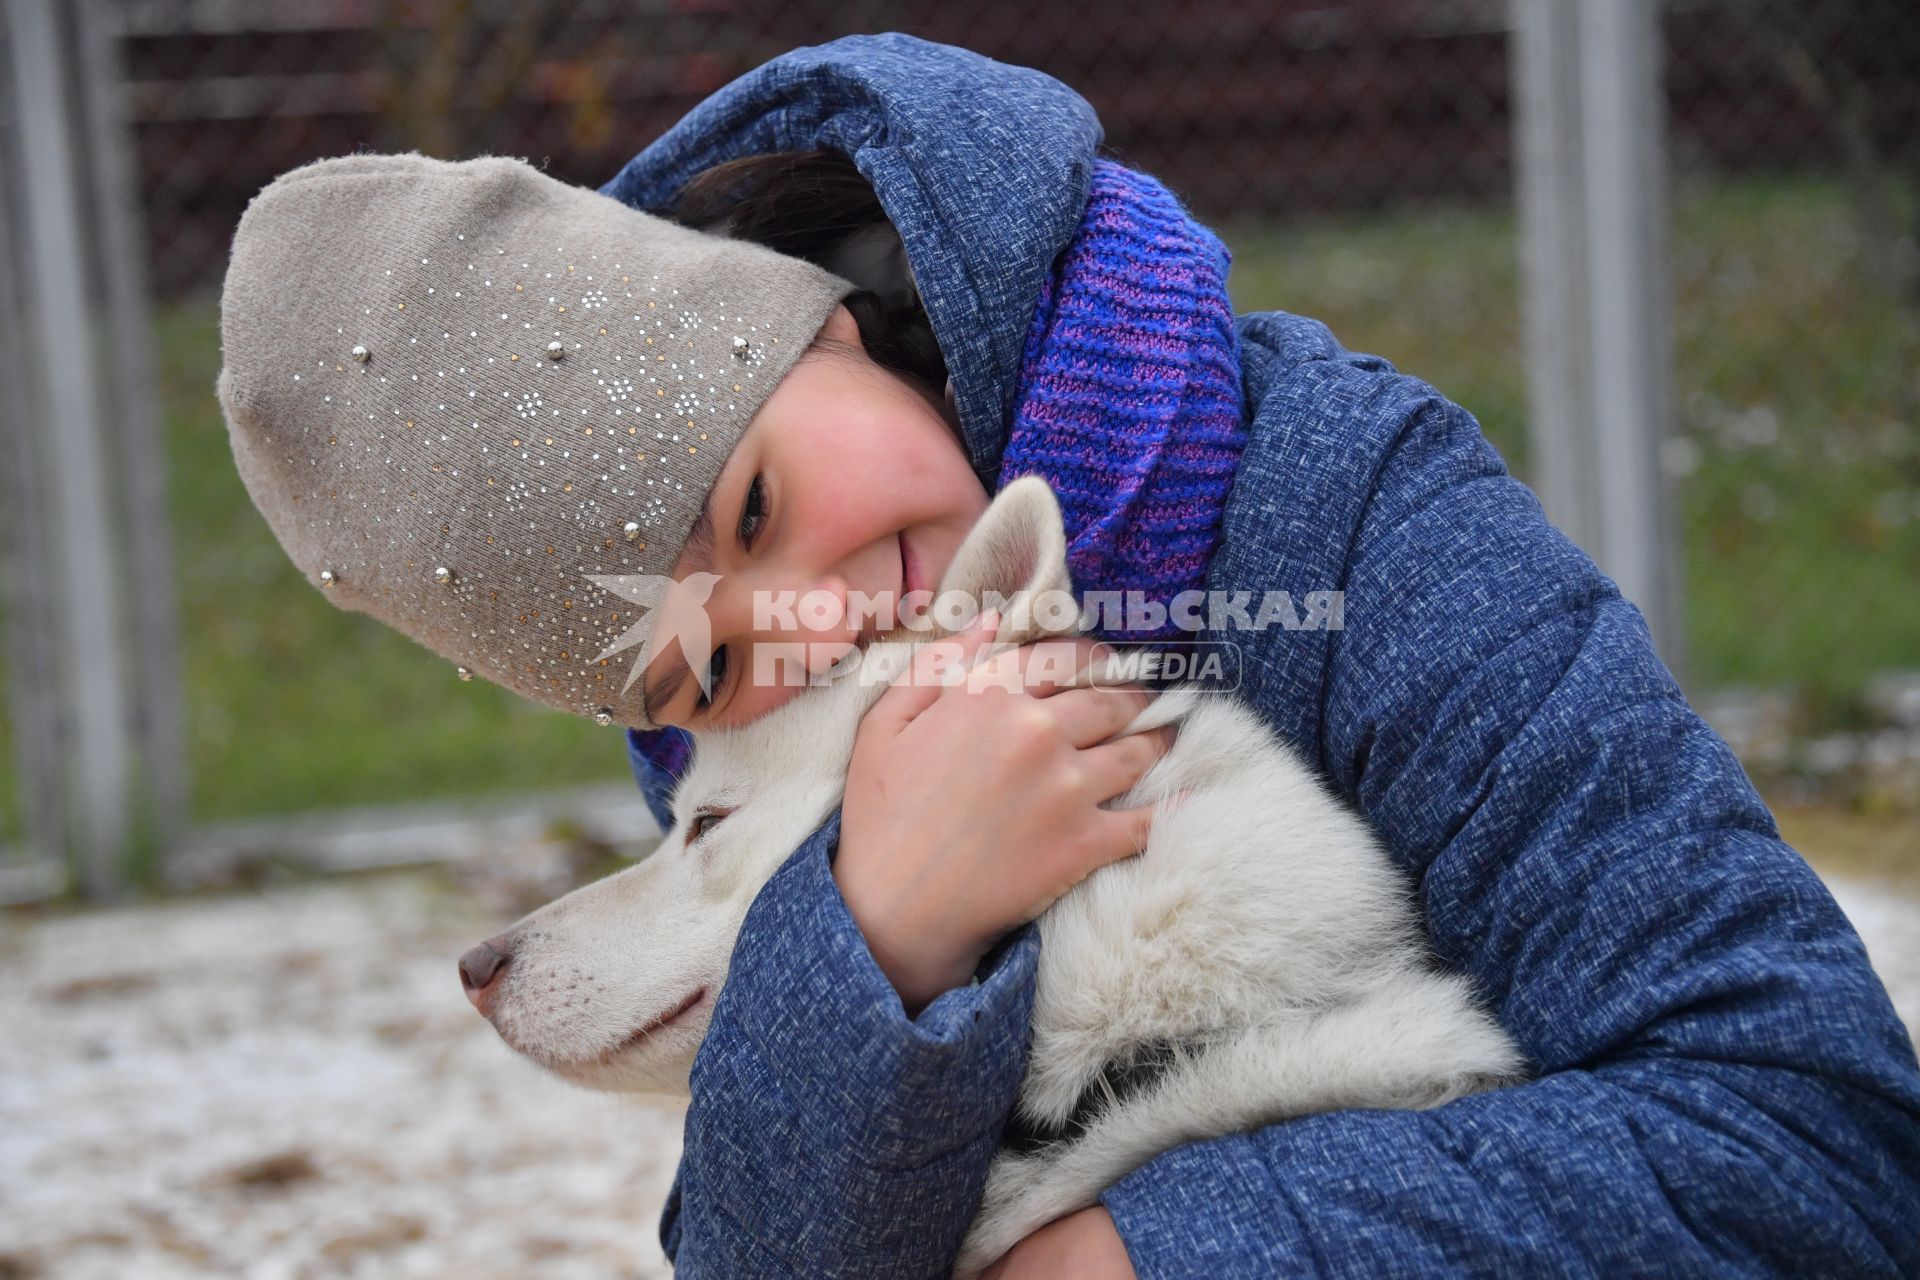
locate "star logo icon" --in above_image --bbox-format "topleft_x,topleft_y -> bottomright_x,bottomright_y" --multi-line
584,571 -> 723,698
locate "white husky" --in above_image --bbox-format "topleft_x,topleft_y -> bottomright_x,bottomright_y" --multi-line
460,476 -> 1525,1276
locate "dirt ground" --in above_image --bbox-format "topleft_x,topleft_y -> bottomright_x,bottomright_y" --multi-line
2,842 -> 1916,1280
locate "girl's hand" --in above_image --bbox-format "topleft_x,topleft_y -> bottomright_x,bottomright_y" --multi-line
978,1206 -> 1137,1279
836,611 -> 1174,1014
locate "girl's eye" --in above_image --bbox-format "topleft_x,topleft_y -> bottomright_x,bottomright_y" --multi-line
695,644 -> 729,712
687,809 -> 729,844
738,474 -> 768,549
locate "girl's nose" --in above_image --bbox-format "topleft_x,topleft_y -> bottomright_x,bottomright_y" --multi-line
789,570 -> 854,635
702,565 -> 875,712
784,570 -> 864,673
731,569 -> 861,642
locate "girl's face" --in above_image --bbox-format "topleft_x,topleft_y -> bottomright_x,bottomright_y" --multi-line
640,303 -> 989,730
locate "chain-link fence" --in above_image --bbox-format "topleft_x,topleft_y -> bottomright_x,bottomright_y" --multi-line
1662,0 -> 1920,811
3,0 -> 1915,897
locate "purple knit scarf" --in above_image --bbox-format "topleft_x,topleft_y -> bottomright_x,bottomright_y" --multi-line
995,158 -> 1245,630
629,159 -> 1245,805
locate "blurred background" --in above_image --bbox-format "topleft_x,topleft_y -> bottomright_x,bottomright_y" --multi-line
2,1 -> 1915,1276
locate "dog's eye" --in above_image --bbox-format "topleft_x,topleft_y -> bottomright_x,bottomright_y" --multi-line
686,809 -> 730,845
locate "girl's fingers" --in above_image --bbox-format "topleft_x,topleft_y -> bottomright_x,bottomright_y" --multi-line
1082,724 -> 1176,803
1084,800 -> 1158,872
1044,685 -> 1157,748
864,609 -> 1000,733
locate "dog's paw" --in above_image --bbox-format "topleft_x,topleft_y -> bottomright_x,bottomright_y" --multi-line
954,1150 -> 1078,1277
953,1206 -> 1036,1280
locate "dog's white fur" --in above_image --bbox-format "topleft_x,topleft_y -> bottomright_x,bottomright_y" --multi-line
471,477 -> 1525,1276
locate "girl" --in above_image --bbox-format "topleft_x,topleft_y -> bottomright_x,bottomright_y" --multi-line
221,31 -> 1920,1279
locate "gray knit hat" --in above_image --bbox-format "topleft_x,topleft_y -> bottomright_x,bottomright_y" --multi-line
216,151 -> 856,728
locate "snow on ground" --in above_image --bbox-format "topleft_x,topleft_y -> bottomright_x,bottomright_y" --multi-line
0,870 -> 683,1280
1,861 -> 1916,1279
1825,876 -> 1920,1041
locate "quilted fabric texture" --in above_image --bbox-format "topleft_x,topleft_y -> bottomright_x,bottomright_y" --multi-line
602,33 -> 1920,1278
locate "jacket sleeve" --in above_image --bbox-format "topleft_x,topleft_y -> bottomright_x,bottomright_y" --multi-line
660,808 -> 1043,1277
1097,314 -> 1920,1276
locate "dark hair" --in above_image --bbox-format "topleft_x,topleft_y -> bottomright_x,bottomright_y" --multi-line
662,149 -> 949,396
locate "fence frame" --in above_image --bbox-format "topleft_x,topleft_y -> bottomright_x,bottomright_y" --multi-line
1511,0 -> 1682,669
1,0 -> 185,900
2,3 -> 1693,899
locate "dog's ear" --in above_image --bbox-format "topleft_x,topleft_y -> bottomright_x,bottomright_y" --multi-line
936,475 -> 1075,643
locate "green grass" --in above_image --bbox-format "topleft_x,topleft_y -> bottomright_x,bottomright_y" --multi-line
1666,177 -> 1920,703
2,171 -> 1915,839
1220,172 -> 1920,707
1220,200 -> 1531,466
154,305 -> 630,823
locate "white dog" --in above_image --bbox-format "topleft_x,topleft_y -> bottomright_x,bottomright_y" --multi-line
459,476 -> 1525,1276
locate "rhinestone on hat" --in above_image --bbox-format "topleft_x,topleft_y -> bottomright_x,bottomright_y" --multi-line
278,214 -> 821,735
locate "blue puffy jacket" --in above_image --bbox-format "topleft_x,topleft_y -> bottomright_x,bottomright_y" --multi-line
601,33 -> 1920,1277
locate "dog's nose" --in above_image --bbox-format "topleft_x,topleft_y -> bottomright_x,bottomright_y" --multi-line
458,937 -> 512,1016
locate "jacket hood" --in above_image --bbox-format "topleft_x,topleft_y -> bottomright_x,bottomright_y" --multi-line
597,33 -> 1103,482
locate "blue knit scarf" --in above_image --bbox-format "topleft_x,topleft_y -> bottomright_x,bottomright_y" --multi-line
628,160 -> 1245,822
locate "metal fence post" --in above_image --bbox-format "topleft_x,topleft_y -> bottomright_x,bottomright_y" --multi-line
77,0 -> 189,862
0,18 -> 70,899
5,0 -> 136,896
1511,0 -> 1683,674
